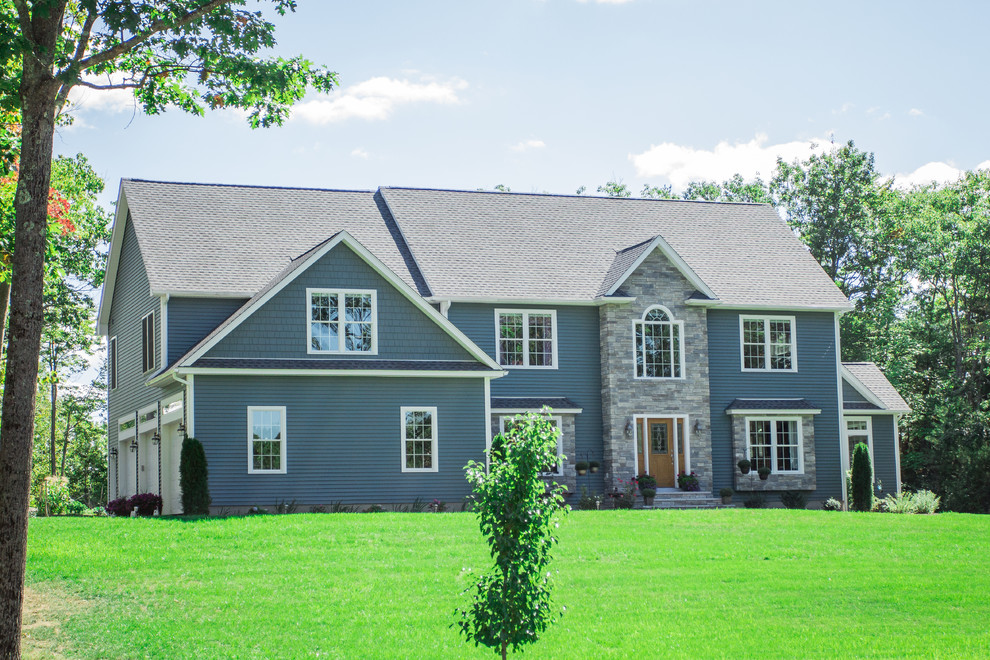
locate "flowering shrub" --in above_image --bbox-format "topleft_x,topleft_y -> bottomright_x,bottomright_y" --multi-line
128,493 -> 163,516
677,471 -> 701,492
613,479 -> 637,509
636,474 -> 657,491
106,497 -> 133,517
429,499 -> 447,513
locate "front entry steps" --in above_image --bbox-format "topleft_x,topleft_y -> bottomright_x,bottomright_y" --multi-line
643,488 -> 731,510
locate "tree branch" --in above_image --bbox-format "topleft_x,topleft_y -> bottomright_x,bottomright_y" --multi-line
74,0 -> 235,72
12,0 -> 32,42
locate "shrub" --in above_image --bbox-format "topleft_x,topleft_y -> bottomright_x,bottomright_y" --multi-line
180,436 -> 211,515
129,493 -> 163,516
719,487 -> 733,498
780,490 -> 808,510
273,499 -> 299,515
577,487 -> 601,510
640,488 -> 656,499
637,474 -> 657,491
329,500 -> 357,513
429,499 -> 447,513
851,443 -> 873,512
677,471 -> 701,491
106,496 -> 132,517
365,504 -> 385,513
36,476 -> 71,516
65,500 -> 88,515
743,494 -> 766,508
247,506 -> 269,515
822,497 -> 843,511
911,490 -> 941,514
310,505 -> 328,514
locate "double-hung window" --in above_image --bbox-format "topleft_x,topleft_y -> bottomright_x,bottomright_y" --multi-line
740,316 -> 796,372
746,417 -> 801,474
500,415 -> 563,475
495,309 -> 557,368
141,312 -> 155,373
634,306 -> 684,379
401,407 -> 438,472
248,406 -> 286,473
844,417 -> 873,468
308,289 -> 377,354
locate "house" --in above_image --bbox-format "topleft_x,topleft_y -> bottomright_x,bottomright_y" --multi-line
98,180 -> 910,513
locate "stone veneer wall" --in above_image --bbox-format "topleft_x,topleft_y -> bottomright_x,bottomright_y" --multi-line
731,415 -> 817,491
491,413 -> 578,495
599,248 -> 713,493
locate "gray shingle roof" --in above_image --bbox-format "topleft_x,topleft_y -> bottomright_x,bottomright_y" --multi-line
119,180 -> 850,310
122,180 -> 423,296
842,362 -> 911,412
844,401 -> 881,411
490,397 -> 583,412
379,187 -> 851,308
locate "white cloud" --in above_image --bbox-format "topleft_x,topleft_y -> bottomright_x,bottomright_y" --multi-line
909,108 -> 924,117
510,139 -> 545,152
66,73 -> 137,114
351,147 -> 369,159
978,160 -> 990,171
629,134 -> 831,189
293,76 -> 468,124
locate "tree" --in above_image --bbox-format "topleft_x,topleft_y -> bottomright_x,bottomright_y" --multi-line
179,435 -> 210,515
597,179 -> 631,197
0,4 -> 337,654
457,410 -> 565,660
682,174 -> 772,204
850,442 -> 873,512
640,183 -> 677,199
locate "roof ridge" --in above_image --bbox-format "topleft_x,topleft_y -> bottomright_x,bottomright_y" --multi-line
124,178 -> 376,194
379,185 -> 772,207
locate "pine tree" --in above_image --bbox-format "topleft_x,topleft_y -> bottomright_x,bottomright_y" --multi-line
851,443 -> 873,512
180,436 -> 210,515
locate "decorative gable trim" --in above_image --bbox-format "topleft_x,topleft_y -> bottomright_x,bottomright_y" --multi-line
175,231 -> 501,371
602,235 -> 718,300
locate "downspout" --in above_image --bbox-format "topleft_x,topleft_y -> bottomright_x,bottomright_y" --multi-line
894,413 -> 903,494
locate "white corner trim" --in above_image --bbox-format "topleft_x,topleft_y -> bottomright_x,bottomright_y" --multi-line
835,313 -> 849,509
894,414 -> 903,494
484,378 -> 492,471
160,294 -> 169,369
400,406 -> 439,473
247,405 -> 288,475
97,182 -> 129,336
604,235 -> 717,299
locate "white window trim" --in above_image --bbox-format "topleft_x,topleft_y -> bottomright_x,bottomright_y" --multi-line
744,416 -> 804,474
108,336 -> 118,391
247,405 -> 288,475
118,414 -> 137,441
306,288 -> 379,356
499,414 -> 564,476
632,305 -> 686,380
400,406 -> 439,473
844,415 -> 874,473
493,309 -> 559,370
141,311 -> 156,374
739,315 -> 798,373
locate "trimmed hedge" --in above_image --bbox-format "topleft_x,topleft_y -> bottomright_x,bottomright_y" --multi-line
851,442 -> 873,512
180,436 -> 211,515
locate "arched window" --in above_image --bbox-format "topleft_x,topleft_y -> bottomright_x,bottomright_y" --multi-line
634,306 -> 684,379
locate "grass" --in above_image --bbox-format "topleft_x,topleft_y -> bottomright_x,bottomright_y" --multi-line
24,509 -> 990,659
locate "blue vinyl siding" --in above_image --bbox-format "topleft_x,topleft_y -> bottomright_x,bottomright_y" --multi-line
193,375 -> 486,505
447,303 -> 605,491
206,242 -> 475,362
869,414 -> 899,495
842,379 -> 871,404
107,216 -> 167,447
167,297 -> 246,364
708,310 -> 842,501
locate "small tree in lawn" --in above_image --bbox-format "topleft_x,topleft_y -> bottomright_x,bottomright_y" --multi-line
180,436 -> 210,515
457,409 -> 566,660
851,442 -> 873,512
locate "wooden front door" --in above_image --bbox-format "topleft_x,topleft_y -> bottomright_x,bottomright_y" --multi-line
637,418 -> 677,487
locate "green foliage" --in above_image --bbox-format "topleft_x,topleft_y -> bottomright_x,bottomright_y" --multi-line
683,174 -> 772,204
577,487 -> 601,511
640,183 -> 677,199
780,490 -> 808,510
35,476 -> 71,516
636,474 -> 657,490
179,436 -> 210,515
737,459 -> 751,474
881,489 -> 941,514
457,410 -> 565,658
575,461 -> 589,471
719,487 -> 733,498
851,443 -> 873,512
823,498 -> 843,511
743,494 -> 766,509
597,180 -> 631,197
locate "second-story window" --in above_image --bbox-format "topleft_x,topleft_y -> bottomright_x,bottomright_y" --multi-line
141,312 -> 155,373
495,310 -> 557,368
634,306 -> 684,379
741,315 -> 797,372
308,289 -> 377,354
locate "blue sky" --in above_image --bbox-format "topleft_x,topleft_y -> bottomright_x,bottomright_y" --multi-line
57,0 -> 990,206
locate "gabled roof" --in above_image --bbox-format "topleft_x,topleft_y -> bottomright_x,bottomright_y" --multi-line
841,362 -> 911,413
378,187 -> 851,309
150,231 -> 501,379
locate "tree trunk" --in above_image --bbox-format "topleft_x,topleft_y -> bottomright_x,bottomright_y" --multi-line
0,5 -> 65,654
49,379 -> 57,476
0,279 -> 9,364
59,407 -> 72,477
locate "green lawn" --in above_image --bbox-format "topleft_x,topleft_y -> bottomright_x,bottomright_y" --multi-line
23,510 -> 990,659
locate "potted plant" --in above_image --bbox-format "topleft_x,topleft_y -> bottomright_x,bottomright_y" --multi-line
637,474 -> 657,501
758,466 -> 771,481
719,487 -> 733,505
640,488 -> 656,506
589,460 -> 600,474
575,461 -> 589,476
677,471 -> 701,492
737,459 -> 751,475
